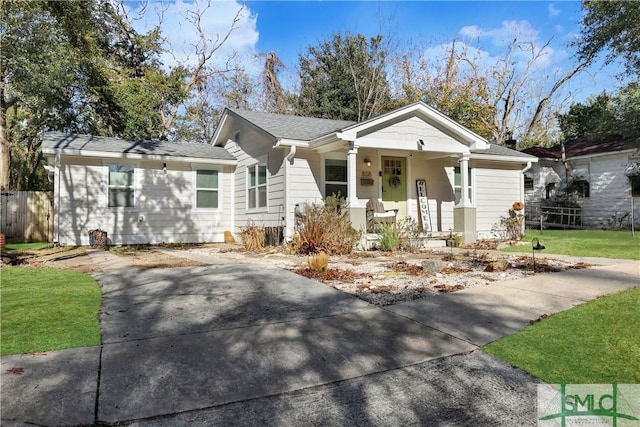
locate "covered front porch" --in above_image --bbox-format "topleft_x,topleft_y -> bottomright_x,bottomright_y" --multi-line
309,103 -> 483,244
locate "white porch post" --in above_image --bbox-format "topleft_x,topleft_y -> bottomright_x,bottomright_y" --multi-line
347,142 -> 358,205
454,152 -> 476,243
460,153 -> 471,207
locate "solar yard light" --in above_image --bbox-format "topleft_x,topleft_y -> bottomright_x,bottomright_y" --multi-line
532,237 -> 545,270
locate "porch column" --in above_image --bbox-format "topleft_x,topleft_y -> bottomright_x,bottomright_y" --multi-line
459,153 -> 471,207
454,153 -> 476,243
347,142 -> 358,206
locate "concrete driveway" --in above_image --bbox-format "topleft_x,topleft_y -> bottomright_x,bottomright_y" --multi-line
1,252 -> 638,426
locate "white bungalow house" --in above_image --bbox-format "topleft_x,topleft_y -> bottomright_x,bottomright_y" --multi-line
42,102 -> 537,246
212,102 -> 536,244
42,132 -> 237,246
522,135 -> 640,228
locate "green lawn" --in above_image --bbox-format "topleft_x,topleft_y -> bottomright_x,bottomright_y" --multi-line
5,242 -> 50,251
501,229 -> 640,260
0,267 -> 102,355
483,287 -> 640,383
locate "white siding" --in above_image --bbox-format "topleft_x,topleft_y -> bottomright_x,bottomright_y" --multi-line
526,153 -> 640,228
577,153 -> 638,227
54,157 -> 233,246
474,163 -> 522,238
360,116 -> 466,152
224,124 -> 286,238
289,151 -> 323,207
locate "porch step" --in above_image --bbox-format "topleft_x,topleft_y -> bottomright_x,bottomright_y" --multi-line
363,234 -> 446,249
424,239 -> 446,248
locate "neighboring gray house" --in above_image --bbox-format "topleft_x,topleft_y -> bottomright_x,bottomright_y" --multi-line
43,102 -> 537,246
522,135 -> 640,228
212,102 -> 537,243
42,132 -> 236,245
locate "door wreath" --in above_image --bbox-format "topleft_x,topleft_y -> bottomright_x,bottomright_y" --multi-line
389,176 -> 401,188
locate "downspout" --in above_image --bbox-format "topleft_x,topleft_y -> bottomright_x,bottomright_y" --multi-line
283,144 -> 296,241
520,161 -> 532,203
55,150 -> 61,245
520,161 -> 532,237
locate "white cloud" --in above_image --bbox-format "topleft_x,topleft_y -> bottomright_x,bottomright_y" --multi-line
459,25 -> 484,39
127,0 -> 260,70
455,20 -> 565,71
548,3 -> 561,17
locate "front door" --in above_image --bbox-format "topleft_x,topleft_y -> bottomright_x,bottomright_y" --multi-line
381,156 -> 407,218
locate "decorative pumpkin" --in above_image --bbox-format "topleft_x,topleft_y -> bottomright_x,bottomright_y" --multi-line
512,201 -> 525,211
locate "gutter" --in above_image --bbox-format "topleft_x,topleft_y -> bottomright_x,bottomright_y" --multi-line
283,145 -> 297,241
41,149 -> 237,166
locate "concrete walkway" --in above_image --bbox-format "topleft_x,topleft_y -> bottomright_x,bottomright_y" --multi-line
1,251 -> 638,426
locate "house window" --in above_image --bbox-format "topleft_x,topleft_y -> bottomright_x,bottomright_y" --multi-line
524,177 -> 534,191
454,166 -> 473,204
108,164 -> 134,207
545,182 -> 556,199
195,170 -> 219,209
325,159 -> 347,198
248,164 -> 267,209
631,176 -> 640,197
570,179 -> 590,198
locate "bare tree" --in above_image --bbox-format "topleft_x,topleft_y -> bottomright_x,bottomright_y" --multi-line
262,52 -> 289,114
464,35 -> 591,146
159,0 -> 246,138
395,33 -> 592,147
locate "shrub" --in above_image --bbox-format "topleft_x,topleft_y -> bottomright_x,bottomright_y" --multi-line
308,251 -> 329,272
500,208 -> 524,241
398,216 -> 422,252
240,221 -> 265,252
293,195 -> 361,255
377,222 -> 400,252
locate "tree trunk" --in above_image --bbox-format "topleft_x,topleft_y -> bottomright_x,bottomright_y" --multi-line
0,80 -> 11,191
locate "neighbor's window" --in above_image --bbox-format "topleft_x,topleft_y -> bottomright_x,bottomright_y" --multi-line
195,170 -> 219,209
545,182 -> 556,199
571,179 -> 590,198
108,164 -> 134,208
325,159 -> 347,198
454,166 -> 473,204
631,176 -> 640,197
524,177 -> 534,191
247,164 -> 267,209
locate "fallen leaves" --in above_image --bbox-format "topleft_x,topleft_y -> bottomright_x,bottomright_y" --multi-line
6,367 -> 25,375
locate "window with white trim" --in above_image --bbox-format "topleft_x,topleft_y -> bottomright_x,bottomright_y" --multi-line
325,159 -> 348,198
630,176 -> 640,197
195,170 -> 219,209
108,164 -> 135,207
454,166 -> 473,204
247,164 -> 267,209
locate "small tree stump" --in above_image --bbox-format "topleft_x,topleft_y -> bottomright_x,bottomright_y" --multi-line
89,229 -> 108,250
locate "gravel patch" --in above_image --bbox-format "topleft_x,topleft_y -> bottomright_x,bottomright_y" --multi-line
179,246 -> 590,306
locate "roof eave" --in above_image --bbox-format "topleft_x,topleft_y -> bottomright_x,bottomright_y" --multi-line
42,148 -> 237,165
470,153 -> 539,163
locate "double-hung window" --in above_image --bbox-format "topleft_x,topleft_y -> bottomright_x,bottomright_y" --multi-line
325,159 -> 348,198
247,164 -> 267,209
453,166 -> 473,205
108,164 -> 135,208
196,170 -> 219,209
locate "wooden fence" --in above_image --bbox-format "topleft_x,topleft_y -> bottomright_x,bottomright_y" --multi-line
1,191 -> 53,243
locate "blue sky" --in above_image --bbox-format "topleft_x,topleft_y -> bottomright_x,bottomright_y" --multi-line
247,1 -> 582,66
131,1 -> 622,104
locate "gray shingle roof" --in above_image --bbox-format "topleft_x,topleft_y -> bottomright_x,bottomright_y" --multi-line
41,131 -> 236,161
475,143 -> 537,159
229,109 -> 355,141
